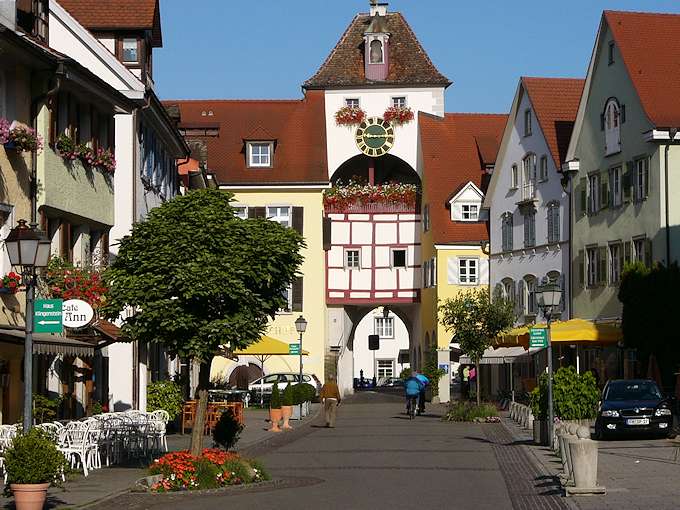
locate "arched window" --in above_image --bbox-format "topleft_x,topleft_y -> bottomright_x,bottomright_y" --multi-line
523,275 -> 537,316
500,277 -> 515,307
546,201 -> 560,244
604,98 -> 621,155
501,212 -> 513,252
369,39 -> 384,64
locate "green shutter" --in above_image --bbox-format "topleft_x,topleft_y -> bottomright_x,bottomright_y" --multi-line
292,277 -> 303,312
624,241 -> 632,265
644,239 -> 653,268
598,246 -> 608,285
292,207 -> 304,234
623,162 -> 633,202
579,178 -> 587,216
600,171 -> 609,210
578,249 -> 585,288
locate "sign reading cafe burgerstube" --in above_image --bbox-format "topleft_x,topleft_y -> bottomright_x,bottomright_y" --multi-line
355,117 -> 395,157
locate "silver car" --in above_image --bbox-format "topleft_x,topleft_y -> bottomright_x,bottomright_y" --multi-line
248,373 -> 316,395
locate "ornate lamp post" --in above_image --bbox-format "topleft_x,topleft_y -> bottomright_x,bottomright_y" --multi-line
536,279 -> 562,449
5,220 -> 51,432
294,315 -> 307,419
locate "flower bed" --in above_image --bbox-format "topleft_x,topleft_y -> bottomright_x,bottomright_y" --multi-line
383,106 -> 414,125
149,449 -> 269,492
56,134 -> 116,174
0,118 -> 44,153
0,272 -> 21,294
335,106 -> 366,126
323,181 -> 419,212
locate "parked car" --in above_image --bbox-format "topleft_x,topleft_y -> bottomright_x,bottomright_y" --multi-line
379,377 -> 404,387
248,373 -> 318,395
595,379 -> 674,439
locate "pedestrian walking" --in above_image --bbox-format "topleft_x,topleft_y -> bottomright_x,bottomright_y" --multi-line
320,377 -> 341,428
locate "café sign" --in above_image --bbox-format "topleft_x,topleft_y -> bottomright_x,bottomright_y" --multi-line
62,299 -> 95,329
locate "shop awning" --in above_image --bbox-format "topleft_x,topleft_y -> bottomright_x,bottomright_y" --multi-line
460,346 -> 530,365
0,328 -> 95,357
494,319 -> 622,349
233,335 -> 309,357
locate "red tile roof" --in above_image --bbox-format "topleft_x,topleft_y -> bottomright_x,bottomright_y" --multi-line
304,12 -> 450,89
58,0 -> 162,46
605,10 -> 680,127
420,113 -> 507,244
522,77 -> 584,167
165,91 -> 328,186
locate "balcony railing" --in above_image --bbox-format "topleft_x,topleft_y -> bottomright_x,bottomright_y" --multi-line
324,200 -> 418,214
323,182 -> 420,214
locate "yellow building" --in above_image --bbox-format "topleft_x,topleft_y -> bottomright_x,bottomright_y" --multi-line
418,113 -> 507,397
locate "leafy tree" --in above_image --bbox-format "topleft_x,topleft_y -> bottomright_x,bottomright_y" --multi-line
439,288 -> 514,405
147,381 -> 184,420
102,189 -> 304,454
619,261 -> 680,389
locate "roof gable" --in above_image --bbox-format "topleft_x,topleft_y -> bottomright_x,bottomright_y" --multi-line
304,12 -> 450,89
165,92 -> 328,186
448,182 -> 484,204
420,112 -> 506,244
604,10 -> 680,127
58,0 -> 162,47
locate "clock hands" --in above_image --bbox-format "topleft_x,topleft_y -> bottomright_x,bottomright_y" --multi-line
363,133 -> 388,139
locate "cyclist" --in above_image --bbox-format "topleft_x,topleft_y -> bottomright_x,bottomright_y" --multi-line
404,371 -> 423,416
414,373 -> 430,415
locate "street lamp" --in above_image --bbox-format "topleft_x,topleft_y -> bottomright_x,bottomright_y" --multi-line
536,279 -> 562,449
5,220 -> 51,432
294,315 -> 307,420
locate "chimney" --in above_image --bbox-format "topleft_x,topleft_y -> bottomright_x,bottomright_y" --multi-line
369,0 -> 388,17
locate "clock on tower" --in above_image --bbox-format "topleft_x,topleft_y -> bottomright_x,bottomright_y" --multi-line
355,117 -> 395,157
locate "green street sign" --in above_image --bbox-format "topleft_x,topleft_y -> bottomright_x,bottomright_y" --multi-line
34,299 -> 63,334
529,328 -> 548,349
288,343 -> 301,355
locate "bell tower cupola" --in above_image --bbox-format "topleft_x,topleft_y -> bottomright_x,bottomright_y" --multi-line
364,1 -> 390,81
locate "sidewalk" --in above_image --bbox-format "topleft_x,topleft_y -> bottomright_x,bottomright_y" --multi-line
0,404 -> 320,509
502,411 -> 680,510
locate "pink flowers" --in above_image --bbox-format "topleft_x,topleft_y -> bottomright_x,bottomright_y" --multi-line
323,180 -> 419,211
56,134 -> 115,174
1,119 -> 44,153
335,106 -> 366,126
0,118 -> 10,145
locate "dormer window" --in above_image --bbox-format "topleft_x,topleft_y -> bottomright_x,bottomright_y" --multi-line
449,182 -> 484,222
461,204 -> 479,221
369,39 -> 384,64
247,142 -> 273,168
122,38 -> 139,63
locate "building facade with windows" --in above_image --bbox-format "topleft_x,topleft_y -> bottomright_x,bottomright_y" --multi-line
418,112 -> 506,397
565,11 -> 680,322
484,77 -> 583,325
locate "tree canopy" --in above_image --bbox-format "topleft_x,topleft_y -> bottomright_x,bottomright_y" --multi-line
439,288 -> 515,364
102,189 -> 305,363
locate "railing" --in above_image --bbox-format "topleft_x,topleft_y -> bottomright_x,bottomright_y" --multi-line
522,181 -> 536,201
324,201 -> 418,214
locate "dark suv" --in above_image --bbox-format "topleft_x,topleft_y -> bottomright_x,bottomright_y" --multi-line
595,379 -> 673,439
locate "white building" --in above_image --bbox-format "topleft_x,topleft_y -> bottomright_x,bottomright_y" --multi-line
48,0 -> 188,411
484,77 -> 583,325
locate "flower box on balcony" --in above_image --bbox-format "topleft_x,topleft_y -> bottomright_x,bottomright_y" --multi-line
0,119 -> 43,153
335,106 -> 366,126
323,182 -> 419,213
383,106 -> 414,125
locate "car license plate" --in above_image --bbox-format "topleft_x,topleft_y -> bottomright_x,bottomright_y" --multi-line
626,418 -> 650,426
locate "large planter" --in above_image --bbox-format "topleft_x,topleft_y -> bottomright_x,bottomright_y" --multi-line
269,408 -> 282,432
281,405 -> 293,430
11,483 -> 49,510
291,401 -> 311,420
533,420 -> 549,446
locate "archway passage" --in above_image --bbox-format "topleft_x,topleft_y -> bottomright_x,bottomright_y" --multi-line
331,154 -> 420,186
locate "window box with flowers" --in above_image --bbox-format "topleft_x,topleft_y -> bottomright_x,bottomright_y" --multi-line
0,272 -> 21,294
383,106 -> 414,126
323,180 -> 419,213
41,258 -> 108,309
55,134 -> 116,174
0,118 -> 44,153
334,106 -> 366,126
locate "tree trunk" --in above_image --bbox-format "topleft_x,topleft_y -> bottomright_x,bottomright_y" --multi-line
190,360 -> 211,456
476,361 -> 481,406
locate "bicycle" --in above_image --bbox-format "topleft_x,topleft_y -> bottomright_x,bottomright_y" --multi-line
406,395 -> 418,420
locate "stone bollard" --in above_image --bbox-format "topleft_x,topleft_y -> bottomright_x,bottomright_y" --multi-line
520,406 -> 528,427
526,409 -> 534,430
565,426 -> 606,496
510,402 -> 516,420
556,425 -> 571,480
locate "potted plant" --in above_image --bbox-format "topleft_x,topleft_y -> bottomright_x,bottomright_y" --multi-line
5,427 -> 67,510
55,134 -> 78,161
530,374 -> 549,445
281,383 -> 294,430
269,383 -> 282,432
5,122 -> 43,153
0,271 -> 21,294
334,105 -> 366,126
383,105 -> 414,125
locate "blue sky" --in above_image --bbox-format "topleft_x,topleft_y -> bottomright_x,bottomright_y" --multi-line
155,1 -> 680,113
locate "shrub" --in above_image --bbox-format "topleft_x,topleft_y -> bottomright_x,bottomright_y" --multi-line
530,367 -> 599,421
147,380 -> 184,420
292,383 -> 316,404
270,383 -> 281,409
33,393 -> 62,424
399,367 -> 412,380
443,401 -> 498,422
212,409 -> 243,451
282,383 -> 294,406
4,428 -> 67,485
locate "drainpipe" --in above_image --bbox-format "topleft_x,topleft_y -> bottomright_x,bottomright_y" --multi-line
665,128 -> 677,267
30,64 -> 65,224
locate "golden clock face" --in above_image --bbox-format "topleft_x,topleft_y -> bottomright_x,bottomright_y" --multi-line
355,117 -> 395,157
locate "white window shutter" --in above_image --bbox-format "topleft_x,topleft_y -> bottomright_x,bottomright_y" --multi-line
451,202 -> 462,221
479,258 -> 489,285
447,257 -> 459,284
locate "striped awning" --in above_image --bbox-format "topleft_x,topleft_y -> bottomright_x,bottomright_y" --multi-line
0,328 -> 95,357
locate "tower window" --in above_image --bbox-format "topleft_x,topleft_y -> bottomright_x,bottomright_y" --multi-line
122,38 -> 139,63
369,39 -> 384,64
